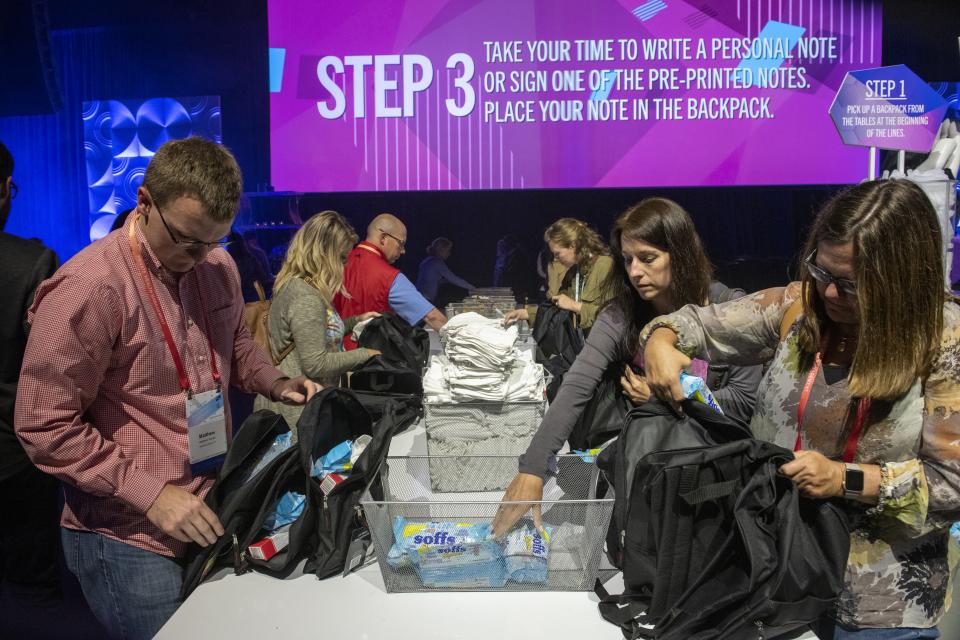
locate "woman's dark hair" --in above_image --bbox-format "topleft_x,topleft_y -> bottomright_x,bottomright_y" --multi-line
604,198 -> 713,356
227,230 -> 271,302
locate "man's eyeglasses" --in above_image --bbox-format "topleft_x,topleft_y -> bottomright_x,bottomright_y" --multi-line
154,203 -> 230,251
379,228 -> 406,249
804,250 -> 857,296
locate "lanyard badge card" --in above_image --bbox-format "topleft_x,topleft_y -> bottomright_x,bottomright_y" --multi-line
186,387 -> 228,475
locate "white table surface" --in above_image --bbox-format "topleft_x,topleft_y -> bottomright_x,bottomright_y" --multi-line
157,404 -> 823,640
157,425 -> 655,640
156,564 -> 643,640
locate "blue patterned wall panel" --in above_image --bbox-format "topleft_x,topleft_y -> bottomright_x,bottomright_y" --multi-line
82,96 -> 221,241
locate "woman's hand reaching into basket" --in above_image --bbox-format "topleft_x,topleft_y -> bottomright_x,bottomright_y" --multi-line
491,473 -> 544,539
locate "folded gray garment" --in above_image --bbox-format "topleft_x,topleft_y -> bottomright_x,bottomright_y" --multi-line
425,404 -> 545,442
427,434 -> 535,493
426,414 -> 493,442
425,400 -> 545,492
425,404 -> 489,419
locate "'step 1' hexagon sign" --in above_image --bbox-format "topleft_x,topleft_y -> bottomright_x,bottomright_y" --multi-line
829,64 -> 948,152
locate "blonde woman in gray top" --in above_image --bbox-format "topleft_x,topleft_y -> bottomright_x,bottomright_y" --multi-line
254,211 -> 380,438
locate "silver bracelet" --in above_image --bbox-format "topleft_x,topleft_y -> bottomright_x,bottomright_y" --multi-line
865,461 -> 892,515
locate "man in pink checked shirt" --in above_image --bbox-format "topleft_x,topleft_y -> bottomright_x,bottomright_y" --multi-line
14,137 -> 320,640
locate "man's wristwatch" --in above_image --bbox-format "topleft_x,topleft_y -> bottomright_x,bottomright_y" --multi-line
842,463 -> 865,498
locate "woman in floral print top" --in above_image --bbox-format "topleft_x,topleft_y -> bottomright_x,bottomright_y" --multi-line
641,180 -> 960,638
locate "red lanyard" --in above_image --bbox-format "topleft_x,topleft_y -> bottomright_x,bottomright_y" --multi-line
796,349 -> 870,463
128,213 -> 221,395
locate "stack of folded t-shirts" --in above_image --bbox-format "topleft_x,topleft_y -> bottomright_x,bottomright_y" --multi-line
441,312 -> 519,369
422,354 -> 545,403
426,313 -> 545,403
424,313 -> 547,492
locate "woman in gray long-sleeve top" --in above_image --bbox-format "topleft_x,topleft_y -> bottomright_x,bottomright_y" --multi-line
493,198 -> 763,536
254,211 -> 380,439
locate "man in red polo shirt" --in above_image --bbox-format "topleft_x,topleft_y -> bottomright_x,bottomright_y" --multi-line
336,213 -> 446,350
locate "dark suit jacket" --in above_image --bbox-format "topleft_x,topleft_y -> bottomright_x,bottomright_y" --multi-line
0,232 -> 58,480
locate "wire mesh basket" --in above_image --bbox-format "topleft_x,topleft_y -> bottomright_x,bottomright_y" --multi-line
361,454 -> 614,593
438,313 -> 532,345
445,297 -> 517,320
424,399 -> 546,492
470,287 -> 515,297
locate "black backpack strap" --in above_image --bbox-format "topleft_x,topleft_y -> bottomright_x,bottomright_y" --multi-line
595,580 -> 655,639
663,464 -> 699,610
681,478 -> 739,504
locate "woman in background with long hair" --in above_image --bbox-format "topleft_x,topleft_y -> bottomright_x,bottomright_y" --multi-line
503,217 -> 614,331
254,211 -> 380,438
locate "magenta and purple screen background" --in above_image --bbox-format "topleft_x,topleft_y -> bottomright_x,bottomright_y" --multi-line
268,0 -> 882,192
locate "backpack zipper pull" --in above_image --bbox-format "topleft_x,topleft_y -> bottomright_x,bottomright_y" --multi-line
355,504 -> 368,528
232,533 -> 249,575
754,620 -> 764,640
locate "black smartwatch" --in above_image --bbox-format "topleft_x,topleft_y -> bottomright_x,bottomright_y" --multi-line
843,463 -> 865,498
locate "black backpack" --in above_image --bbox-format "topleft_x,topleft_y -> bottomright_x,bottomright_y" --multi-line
568,284 -> 748,453
180,410 -> 316,598
595,400 -> 849,640
352,314 -> 429,396
180,389 -> 419,595
531,302 -> 584,401
349,354 -> 423,396
350,388 -> 423,425
356,314 -> 429,371
567,368 -> 632,451
297,388 -> 415,579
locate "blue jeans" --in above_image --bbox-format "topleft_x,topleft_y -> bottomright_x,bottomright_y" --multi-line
62,528 -> 183,640
812,619 -> 940,640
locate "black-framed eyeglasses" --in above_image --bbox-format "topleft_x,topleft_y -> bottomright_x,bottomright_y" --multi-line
154,203 -> 231,251
9,181 -> 17,200
804,250 -> 857,296
379,228 -> 406,249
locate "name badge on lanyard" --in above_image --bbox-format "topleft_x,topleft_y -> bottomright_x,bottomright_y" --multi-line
129,212 -> 228,476
187,388 -> 228,475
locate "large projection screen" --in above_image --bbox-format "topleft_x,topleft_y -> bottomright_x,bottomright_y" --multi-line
268,0 -> 882,192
